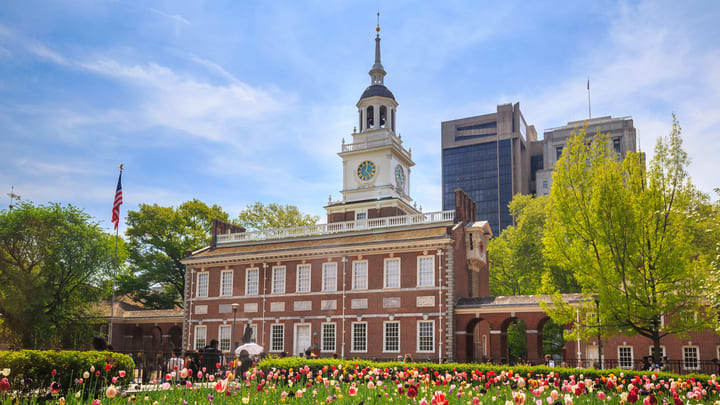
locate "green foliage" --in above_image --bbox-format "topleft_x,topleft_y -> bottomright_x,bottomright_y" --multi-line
488,194 -> 579,296
0,350 -> 134,397
541,319 -> 565,357
0,202 -> 114,348
542,116 -> 719,362
258,357 -> 712,382
235,202 -> 319,231
117,199 -> 228,309
506,320 -> 527,363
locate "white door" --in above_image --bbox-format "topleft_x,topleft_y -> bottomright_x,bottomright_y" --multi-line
294,324 -> 311,355
586,345 -> 599,368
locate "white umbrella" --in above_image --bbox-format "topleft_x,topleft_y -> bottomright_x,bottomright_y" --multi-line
235,343 -> 264,356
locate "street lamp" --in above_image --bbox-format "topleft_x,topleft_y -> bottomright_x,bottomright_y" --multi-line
595,297 -> 603,369
232,303 -> 240,351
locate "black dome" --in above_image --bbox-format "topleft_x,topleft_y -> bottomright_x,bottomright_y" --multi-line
359,84 -> 395,102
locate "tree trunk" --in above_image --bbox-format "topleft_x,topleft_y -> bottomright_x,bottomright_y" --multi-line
651,332 -> 663,368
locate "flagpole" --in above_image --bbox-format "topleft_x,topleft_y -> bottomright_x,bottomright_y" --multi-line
108,164 -> 123,347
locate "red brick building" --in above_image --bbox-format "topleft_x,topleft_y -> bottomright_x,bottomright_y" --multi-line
181,27 -> 720,373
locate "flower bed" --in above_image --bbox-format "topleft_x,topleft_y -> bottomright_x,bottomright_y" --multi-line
0,357 -> 719,404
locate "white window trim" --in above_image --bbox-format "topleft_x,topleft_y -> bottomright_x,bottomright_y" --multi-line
271,266 -> 286,294
350,321 -> 368,353
322,262 -> 338,292
617,346 -> 634,369
296,264 -> 311,293
352,260 -> 368,290
416,320 -> 436,353
648,345 -> 666,358
321,322 -> 336,353
383,321 -> 401,353
196,271 -> 209,298
247,324 -> 258,344
355,210 -> 367,220
270,324 -> 284,353
220,270 -> 233,297
218,325 -> 232,352
194,325 -> 207,350
383,257 -> 401,289
245,268 -> 259,295
416,255 -> 435,287
682,345 -> 700,370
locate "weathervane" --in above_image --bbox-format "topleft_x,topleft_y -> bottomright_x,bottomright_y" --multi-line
7,186 -> 20,210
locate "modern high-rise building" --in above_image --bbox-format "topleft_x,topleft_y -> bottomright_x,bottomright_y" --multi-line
533,116 -> 637,196
441,103 -> 537,235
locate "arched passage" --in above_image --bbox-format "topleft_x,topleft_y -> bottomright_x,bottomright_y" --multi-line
500,317 -> 528,365
465,318 -> 491,363
538,317 -> 565,365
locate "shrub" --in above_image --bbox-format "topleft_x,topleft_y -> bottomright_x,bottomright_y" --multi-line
258,357 -> 712,383
0,350 -> 134,397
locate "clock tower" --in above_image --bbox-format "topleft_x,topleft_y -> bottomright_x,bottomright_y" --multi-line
326,21 -> 419,223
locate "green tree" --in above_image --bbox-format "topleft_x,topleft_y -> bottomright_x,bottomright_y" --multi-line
0,202 -> 113,348
117,199 -> 229,309
542,117 -> 718,365
488,194 -> 579,296
235,202 -> 319,231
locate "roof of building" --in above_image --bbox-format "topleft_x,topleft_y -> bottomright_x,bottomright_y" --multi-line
94,296 -> 183,321
456,293 -> 585,308
359,84 -> 395,101
186,225 -> 451,261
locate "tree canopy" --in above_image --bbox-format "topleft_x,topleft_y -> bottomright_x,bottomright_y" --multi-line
542,117 -> 719,363
235,202 -> 319,231
0,202 -> 114,348
488,194 -> 579,296
117,199 -> 229,309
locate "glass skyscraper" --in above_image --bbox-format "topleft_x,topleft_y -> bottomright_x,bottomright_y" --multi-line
441,103 -> 536,235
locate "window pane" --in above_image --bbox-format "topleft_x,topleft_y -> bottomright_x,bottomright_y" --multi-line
418,257 -> 434,287
221,271 -> 233,296
418,321 -> 434,352
197,273 -> 209,297
194,326 -> 206,350
323,263 -> 337,291
683,347 -> 699,370
384,322 -> 399,352
297,265 -> 311,292
619,347 -> 633,369
352,323 -> 367,352
218,325 -> 231,351
322,324 -> 336,352
385,259 -> 400,288
271,324 -> 284,352
353,261 -> 368,290
272,267 -> 285,294
246,269 -> 259,295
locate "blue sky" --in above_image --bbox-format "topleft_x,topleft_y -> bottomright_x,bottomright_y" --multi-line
1,1 -> 719,233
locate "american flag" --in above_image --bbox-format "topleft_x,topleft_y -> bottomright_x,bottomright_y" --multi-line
111,170 -> 123,230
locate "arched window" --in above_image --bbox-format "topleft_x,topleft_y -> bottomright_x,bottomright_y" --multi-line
379,106 -> 387,128
358,110 -> 362,131
391,109 -> 395,132
366,106 -> 374,128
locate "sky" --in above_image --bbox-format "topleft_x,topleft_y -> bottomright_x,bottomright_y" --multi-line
1,0 -> 719,234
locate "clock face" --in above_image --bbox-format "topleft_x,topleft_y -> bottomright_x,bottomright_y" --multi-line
395,165 -> 405,187
356,160 -> 376,181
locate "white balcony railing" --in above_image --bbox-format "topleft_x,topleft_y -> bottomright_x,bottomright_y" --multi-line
341,137 -> 411,160
216,210 -> 455,244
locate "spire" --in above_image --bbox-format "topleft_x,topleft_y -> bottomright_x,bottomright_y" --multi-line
369,12 -> 386,85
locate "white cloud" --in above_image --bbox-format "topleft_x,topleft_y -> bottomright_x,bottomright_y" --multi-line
149,8 -> 191,26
